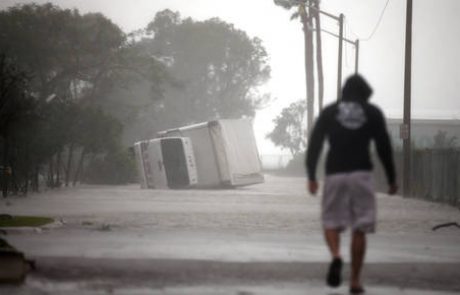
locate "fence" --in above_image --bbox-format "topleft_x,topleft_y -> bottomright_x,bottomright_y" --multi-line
260,149 -> 459,207
374,149 -> 460,207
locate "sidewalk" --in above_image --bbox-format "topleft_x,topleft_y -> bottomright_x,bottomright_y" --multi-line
1,255 -> 460,294
2,281 -> 460,295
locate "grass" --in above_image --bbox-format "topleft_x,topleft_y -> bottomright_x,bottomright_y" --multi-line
0,215 -> 54,227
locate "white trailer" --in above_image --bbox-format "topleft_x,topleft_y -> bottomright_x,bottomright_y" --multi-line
134,137 -> 197,189
158,119 -> 264,187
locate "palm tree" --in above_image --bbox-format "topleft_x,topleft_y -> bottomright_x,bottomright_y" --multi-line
312,0 -> 324,111
274,0 -> 324,134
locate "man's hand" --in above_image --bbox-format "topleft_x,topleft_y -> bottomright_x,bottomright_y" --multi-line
308,180 -> 319,196
388,183 -> 398,195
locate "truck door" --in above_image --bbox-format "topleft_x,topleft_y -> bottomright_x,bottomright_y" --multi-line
161,138 -> 190,188
146,139 -> 168,189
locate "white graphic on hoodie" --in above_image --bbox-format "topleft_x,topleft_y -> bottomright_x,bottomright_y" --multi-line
336,101 -> 367,129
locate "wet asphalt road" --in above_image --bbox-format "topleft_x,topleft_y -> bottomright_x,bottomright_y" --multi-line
1,175 -> 460,294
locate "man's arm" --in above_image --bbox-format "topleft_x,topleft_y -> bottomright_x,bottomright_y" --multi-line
306,112 -> 327,194
373,108 -> 397,193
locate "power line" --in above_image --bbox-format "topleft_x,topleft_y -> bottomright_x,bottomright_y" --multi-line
343,21 -> 359,70
347,0 -> 390,41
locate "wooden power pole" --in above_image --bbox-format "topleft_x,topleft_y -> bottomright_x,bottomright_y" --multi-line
403,0 -> 413,197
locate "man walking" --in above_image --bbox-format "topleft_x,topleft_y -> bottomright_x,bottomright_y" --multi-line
306,74 -> 397,294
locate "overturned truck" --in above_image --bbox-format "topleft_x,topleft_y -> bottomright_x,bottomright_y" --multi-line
134,119 -> 264,189
134,137 -> 198,189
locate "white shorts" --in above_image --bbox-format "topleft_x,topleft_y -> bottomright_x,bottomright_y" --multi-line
322,171 -> 376,233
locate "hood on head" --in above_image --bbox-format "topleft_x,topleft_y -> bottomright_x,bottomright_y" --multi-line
341,74 -> 373,102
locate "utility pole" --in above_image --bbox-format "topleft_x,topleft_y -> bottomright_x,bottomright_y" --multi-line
403,0 -> 413,197
355,39 -> 360,74
278,1 -> 360,125
305,7 -> 357,100
337,13 -> 344,100
319,28 -> 360,88
299,3 -> 315,136
313,0 -> 325,111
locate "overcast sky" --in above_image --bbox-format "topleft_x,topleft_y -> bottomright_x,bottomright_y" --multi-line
1,0 -> 459,154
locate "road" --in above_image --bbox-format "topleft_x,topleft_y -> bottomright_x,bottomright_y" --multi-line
1,175 -> 460,294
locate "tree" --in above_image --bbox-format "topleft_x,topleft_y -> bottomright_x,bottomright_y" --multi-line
0,3 -> 170,188
0,3 -> 169,121
274,0 -> 324,133
144,10 -> 271,128
0,4 -> 125,103
72,107 -> 124,185
432,131 -> 458,150
0,55 -> 35,196
266,100 -> 307,156
93,39 -> 172,145
312,0 -> 325,111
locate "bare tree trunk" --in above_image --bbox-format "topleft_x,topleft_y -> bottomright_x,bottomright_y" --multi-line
56,150 -> 62,187
32,165 -> 39,192
47,157 -> 54,188
73,148 -> 86,187
21,141 -> 30,195
301,3 -> 315,136
313,0 -> 324,111
64,143 -> 74,187
15,168 -> 25,195
11,160 -> 19,195
2,135 -> 8,198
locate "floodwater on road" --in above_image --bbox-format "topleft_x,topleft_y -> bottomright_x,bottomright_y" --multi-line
1,175 -> 459,294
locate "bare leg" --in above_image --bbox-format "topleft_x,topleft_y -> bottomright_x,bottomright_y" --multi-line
324,228 -> 343,287
350,230 -> 366,289
324,228 -> 341,258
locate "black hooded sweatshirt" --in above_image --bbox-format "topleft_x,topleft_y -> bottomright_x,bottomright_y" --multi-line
306,75 -> 396,185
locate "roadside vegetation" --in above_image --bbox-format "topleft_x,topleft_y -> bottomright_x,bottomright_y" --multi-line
0,215 -> 54,227
0,4 -> 270,196
266,101 -> 460,206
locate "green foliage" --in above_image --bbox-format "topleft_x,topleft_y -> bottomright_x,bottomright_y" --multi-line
0,54 -> 38,195
0,3 -> 125,102
75,107 -> 122,154
274,0 -> 297,10
144,10 -> 271,128
432,130 -> 458,149
94,42 -> 171,145
83,148 -> 136,185
266,100 -> 307,156
0,3 -> 271,191
0,215 -> 54,227
274,0 -> 308,20
0,3 -> 172,192
284,151 -> 307,175
0,55 -> 32,135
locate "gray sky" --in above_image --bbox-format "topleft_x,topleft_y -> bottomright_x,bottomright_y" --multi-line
1,0 -> 459,154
